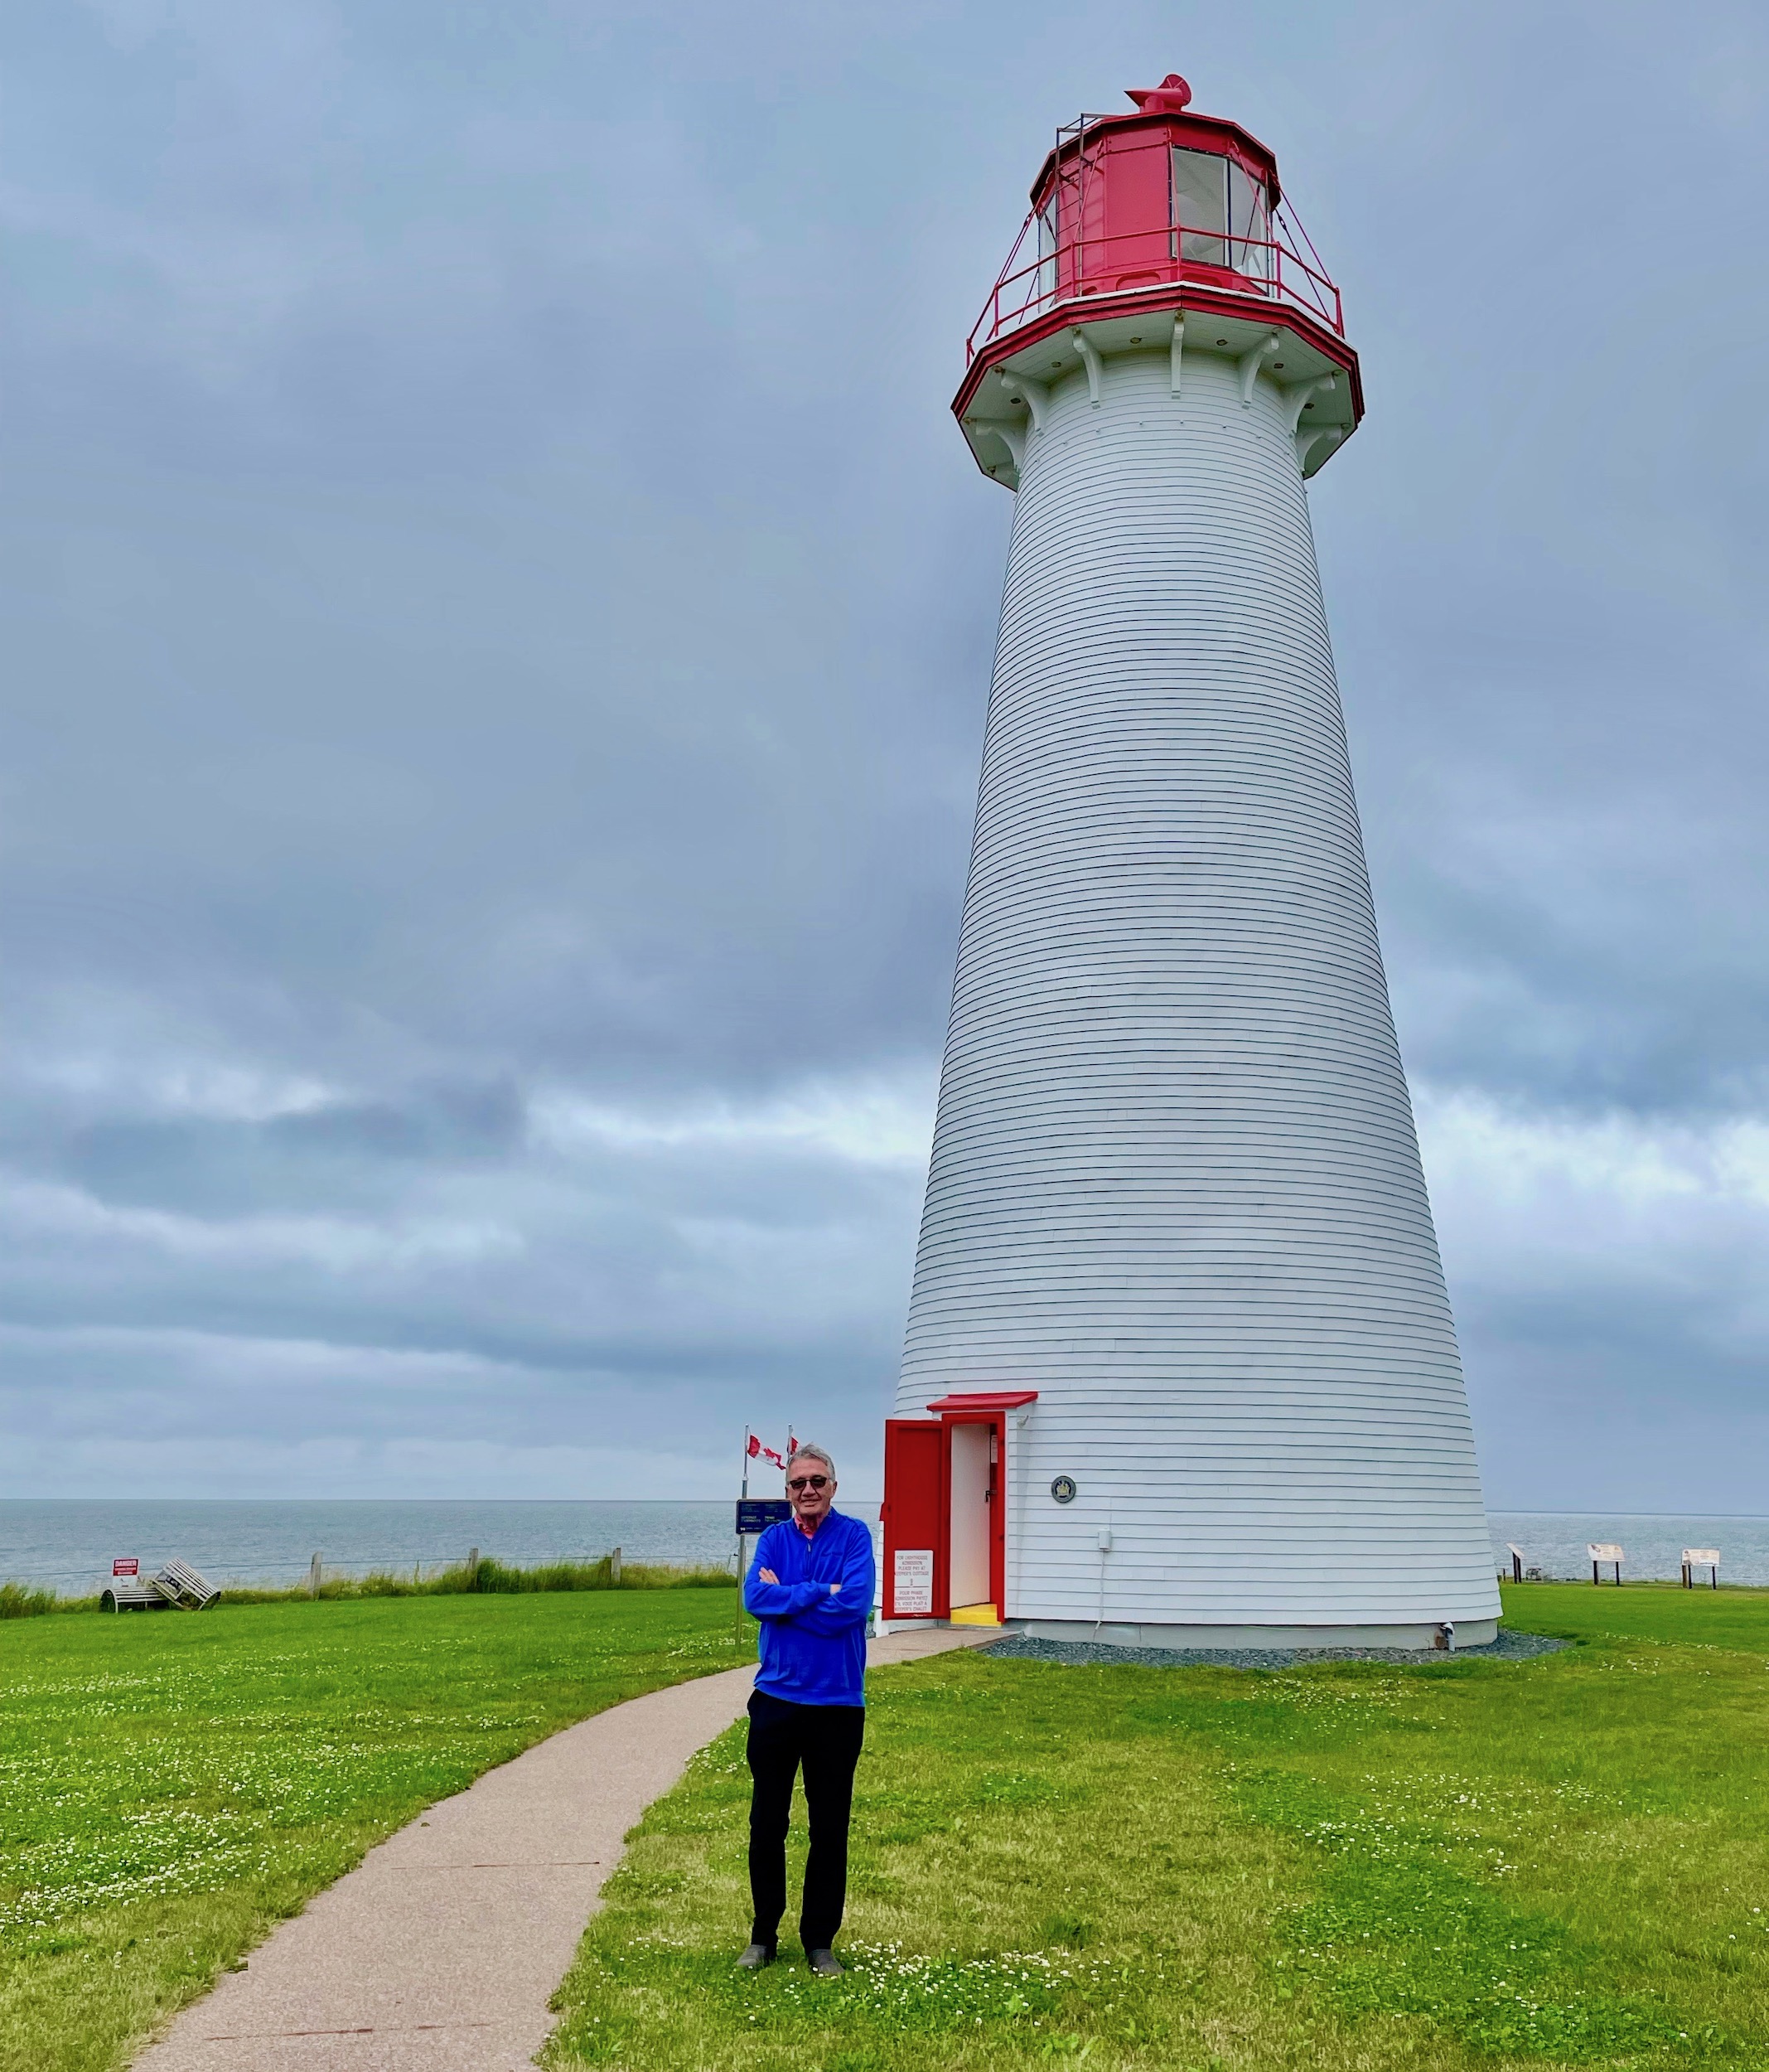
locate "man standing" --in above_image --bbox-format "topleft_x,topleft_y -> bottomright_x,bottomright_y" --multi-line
738,1443 -> 875,1978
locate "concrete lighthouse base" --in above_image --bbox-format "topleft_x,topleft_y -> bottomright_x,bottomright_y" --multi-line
1014,1617 -> 1500,1652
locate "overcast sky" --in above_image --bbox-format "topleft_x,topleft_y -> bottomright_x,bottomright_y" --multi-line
2,0 -> 1767,1508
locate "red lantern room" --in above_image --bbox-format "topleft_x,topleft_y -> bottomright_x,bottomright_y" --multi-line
955,75 -> 1363,488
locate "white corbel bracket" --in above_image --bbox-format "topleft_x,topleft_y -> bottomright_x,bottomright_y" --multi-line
1297,424 -> 1346,474
1170,311 -> 1185,397
977,419 -> 1026,471
998,369 -> 1049,431
1238,332 -> 1283,408
1071,327 -> 1104,405
1280,373 -> 1336,435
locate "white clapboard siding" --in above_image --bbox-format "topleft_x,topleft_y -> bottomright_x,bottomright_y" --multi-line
897,345 -> 1500,1639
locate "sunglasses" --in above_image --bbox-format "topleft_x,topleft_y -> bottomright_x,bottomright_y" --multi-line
786,1474 -> 830,1492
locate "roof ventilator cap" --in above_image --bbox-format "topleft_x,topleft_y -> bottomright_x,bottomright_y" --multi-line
1124,73 -> 1192,114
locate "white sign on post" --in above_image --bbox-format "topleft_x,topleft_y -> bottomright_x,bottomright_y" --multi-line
893,1548 -> 934,1615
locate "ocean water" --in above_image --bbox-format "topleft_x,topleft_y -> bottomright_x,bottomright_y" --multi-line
1487,1513 -> 1769,1587
0,1501 -> 1761,1595
0,1499 -> 883,1595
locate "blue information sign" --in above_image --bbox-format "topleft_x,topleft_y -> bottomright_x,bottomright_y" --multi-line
737,1498 -> 791,1536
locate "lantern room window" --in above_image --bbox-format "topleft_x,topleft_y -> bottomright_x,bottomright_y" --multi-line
1172,148 -> 1225,264
1229,161 -> 1271,279
1035,199 -> 1058,308
1172,147 -> 1270,281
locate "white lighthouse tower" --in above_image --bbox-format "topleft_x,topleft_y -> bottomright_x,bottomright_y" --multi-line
881,75 -> 1499,1648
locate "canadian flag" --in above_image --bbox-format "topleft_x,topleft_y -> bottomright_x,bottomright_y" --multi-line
747,1435 -> 787,1470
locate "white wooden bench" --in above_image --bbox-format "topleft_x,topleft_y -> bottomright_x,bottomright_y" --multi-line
100,1574 -> 164,1612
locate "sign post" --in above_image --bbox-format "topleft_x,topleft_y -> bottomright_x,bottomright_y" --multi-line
1681,1547 -> 1720,1590
734,1497 -> 792,1639
1588,1542 -> 1624,1585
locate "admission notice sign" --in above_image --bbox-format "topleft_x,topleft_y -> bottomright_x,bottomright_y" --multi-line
893,1548 -> 934,1615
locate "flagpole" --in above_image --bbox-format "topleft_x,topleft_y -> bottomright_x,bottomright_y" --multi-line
736,1426 -> 751,1652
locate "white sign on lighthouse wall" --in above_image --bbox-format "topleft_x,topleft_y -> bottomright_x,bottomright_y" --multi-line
891,73 -> 1501,1650
892,1549 -> 934,1615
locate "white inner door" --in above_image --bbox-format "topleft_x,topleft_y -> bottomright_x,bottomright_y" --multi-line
948,1423 -> 992,1607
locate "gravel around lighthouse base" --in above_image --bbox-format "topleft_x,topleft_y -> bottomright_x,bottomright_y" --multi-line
543,1585 -> 1769,2072
979,1629 -> 1569,1670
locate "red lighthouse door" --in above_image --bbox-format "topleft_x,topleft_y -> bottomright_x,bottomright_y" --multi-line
882,1418 -> 942,1620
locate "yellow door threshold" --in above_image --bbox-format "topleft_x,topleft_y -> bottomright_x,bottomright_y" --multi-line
949,1602 -> 1001,1627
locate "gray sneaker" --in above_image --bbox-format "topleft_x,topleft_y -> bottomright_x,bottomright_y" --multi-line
736,1943 -> 775,1971
806,1947 -> 843,1978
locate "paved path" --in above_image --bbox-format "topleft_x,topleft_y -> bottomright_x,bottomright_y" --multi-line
133,1627 -> 991,2071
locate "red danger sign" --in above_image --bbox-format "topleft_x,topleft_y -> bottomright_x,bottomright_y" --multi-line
113,1558 -> 138,1577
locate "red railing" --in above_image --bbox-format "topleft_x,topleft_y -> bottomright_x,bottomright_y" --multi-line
965,205 -> 1343,361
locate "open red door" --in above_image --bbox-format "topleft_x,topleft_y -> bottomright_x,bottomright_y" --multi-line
882,1418 -> 942,1620
940,1416 -> 1001,1620
927,1392 -> 1037,1624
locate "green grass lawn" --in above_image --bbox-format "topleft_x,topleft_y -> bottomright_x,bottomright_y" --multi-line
546,1585 -> 1769,2072
0,1587 -> 748,2072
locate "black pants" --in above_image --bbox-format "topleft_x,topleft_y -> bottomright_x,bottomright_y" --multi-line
746,1690 -> 865,1952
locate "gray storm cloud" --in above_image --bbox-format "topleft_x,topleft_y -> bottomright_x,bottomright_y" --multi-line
2,0 -> 1767,1503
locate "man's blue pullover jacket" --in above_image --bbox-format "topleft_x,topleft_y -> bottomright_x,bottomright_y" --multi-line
743,1509 -> 874,1707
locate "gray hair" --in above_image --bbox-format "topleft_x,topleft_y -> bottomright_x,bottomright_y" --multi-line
790,1444 -> 835,1479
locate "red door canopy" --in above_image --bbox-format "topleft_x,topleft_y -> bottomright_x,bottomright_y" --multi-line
925,1390 -> 1038,1414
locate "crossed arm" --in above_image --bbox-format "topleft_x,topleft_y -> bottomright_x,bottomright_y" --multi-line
744,1533 -> 874,1631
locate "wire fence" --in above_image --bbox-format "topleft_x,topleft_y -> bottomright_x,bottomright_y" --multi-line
7,1547 -> 742,1593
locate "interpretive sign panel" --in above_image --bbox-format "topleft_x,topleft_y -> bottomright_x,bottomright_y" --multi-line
893,1547 -> 934,1615
736,1499 -> 791,1536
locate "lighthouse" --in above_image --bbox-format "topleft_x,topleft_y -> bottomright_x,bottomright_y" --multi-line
881,75 -> 1500,1648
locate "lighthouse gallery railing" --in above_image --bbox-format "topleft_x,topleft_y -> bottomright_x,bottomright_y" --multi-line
965,206 -> 1344,361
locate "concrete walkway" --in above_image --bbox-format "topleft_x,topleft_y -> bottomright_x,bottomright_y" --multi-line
133,1627 -> 991,2072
